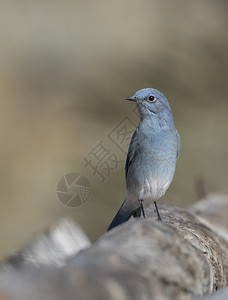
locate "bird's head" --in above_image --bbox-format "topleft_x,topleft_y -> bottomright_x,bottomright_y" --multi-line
125,88 -> 174,126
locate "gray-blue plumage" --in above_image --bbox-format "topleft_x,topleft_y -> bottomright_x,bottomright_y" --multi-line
108,88 -> 180,230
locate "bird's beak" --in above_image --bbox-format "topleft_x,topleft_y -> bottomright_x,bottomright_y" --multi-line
125,96 -> 137,102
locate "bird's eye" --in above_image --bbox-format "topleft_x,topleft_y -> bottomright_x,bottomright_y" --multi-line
148,95 -> 156,102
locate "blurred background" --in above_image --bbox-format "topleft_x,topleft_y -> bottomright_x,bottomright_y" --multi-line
0,0 -> 227,259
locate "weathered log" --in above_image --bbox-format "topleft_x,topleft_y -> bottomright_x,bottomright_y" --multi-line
195,286 -> 228,300
2,219 -> 91,267
0,194 -> 228,300
190,194 -> 228,243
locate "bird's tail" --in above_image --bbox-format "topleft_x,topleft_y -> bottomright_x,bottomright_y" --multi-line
107,199 -> 135,231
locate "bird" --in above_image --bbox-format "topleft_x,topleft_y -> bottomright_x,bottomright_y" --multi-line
107,88 -> 180,231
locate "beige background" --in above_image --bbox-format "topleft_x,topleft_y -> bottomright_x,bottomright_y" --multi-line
0,0 -> 228,258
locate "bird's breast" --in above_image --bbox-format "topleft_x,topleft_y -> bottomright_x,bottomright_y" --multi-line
126,129 -> 177,201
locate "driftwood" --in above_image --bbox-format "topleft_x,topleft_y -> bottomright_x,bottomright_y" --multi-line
0,194 -> 228,300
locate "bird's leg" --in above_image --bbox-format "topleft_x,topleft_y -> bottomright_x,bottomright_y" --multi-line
154,201 -> 162,221
139,199 -> 146,218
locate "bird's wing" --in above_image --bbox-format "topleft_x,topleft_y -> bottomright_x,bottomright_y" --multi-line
125,128 -> 138,179
176,130 -> 181,160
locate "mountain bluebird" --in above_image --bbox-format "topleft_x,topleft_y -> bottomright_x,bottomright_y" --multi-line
108,88 -> 180,231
